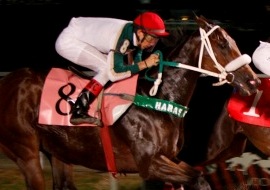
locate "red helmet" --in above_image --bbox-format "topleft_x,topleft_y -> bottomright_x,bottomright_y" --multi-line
133,11 -> 169,37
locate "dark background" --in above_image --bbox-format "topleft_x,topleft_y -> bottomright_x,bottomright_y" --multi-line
1,0 -> 270,71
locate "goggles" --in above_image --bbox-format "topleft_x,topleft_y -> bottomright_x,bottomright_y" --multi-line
144,34 -> 159,45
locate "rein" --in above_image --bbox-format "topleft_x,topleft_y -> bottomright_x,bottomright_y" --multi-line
147,26 -> 250,96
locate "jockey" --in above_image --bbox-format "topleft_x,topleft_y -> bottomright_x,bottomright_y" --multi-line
55,11 -> 169,125
252,40 -> 270,76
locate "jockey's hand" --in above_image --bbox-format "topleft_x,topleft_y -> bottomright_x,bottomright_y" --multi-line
145,53 -> 160,68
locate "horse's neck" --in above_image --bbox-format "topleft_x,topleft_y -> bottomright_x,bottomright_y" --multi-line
160,33 -> 202,106
161,67 -> 200,106
160,28 -> 193,59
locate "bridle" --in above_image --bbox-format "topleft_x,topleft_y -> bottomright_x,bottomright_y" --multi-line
148,25 -> 251,96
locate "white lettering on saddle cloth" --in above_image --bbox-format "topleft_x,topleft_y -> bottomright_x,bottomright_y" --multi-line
228,78 -> 270,127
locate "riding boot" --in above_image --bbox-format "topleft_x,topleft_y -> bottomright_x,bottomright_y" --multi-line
70,79 -> 103,125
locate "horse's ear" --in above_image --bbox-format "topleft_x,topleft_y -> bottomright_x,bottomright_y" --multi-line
195,15 -> 212,29
192,11 -> 198,19
199,15 -> 208,21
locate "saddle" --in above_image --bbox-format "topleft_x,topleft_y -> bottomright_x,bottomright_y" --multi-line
38,67 -> 138,127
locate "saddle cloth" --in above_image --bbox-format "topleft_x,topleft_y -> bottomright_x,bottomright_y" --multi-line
38,68 -> 138,126
228,78 -> 270,127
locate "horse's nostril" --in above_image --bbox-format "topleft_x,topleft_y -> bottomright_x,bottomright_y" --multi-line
249,80 -> 256,86
249,79 -> 261,87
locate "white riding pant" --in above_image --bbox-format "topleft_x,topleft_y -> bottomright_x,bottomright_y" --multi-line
55,27 -> 109,86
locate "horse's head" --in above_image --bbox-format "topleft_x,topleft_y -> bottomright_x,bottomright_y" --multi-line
194,15 -> 260,96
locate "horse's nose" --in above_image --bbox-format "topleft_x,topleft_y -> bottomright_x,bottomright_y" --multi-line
248,78 -> 261,94
249,78 -> 261,87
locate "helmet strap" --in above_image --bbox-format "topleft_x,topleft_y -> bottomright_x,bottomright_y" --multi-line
135,29 -> 157,52
145,42 -> 157,52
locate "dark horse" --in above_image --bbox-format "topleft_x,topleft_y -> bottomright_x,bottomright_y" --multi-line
0,16 -> 260,190
181,78 -> 270,167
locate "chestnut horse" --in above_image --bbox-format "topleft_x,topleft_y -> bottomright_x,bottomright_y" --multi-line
0,16 -> 260,190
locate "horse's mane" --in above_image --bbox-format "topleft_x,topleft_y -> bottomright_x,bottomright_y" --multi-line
157,25 -> 197,60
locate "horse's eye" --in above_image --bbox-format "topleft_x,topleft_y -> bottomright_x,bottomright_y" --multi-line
218,39 -> 228,48
221,41 -> 228,48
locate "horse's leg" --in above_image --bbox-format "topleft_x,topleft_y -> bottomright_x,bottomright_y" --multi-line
126,124 -> 210,189
140,154 -> 210,190
0,142 -> 45,190
43,153 -> 77,190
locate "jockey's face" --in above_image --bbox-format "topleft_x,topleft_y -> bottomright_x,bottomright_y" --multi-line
144,34 -> 159,45
137,29 -> 159,50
